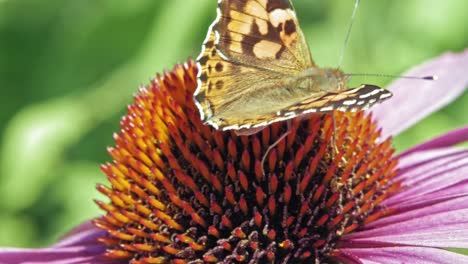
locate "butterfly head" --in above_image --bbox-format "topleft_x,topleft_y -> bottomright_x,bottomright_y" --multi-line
319,68 -> 349,92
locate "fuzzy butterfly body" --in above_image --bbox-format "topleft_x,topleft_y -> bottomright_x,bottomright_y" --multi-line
194,0 -> 392,132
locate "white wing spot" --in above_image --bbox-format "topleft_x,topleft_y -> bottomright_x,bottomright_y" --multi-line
359,92 -> 372,99
343,99 -> 357,106
269,9 -> 294,27
319,106 -> 333,112
380,93 -> 392,99
303,108 -> 317,114
370,89 -> 380,96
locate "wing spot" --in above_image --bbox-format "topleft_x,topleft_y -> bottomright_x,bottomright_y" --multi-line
215,62 -> 224,72
253,40 -> 282,59
198,55 -> 209,65
194,91 -> 205,103
255,19 -> 269,35
359,92 -> 372,99
199,72 -> 208,82
303,108 -> 317,114
320,106 -> 333,112
215,80 -> 224,90
380,92 -> 392,99
370,89 -> 380,96
284,19 -> 296,35
207,82 -> 213,92
269,8 -> 293,27
205,40 -> 214,48
343,99 -> 357,106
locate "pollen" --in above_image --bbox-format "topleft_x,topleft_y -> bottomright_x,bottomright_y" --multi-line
94,60 -> 399,263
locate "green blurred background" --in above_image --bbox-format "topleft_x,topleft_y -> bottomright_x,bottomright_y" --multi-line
0,0 -> 466,248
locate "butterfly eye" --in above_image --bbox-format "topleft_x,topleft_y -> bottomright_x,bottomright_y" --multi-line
339,77 -> 347,90
326,71 -> 342,90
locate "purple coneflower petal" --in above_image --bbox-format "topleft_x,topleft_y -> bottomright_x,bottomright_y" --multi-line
370,49 -> 468,138
400,126 -> 468,156
362,194 -> 468,231
338,246 -> 468,264
388,126 -> 468,204
388,154 -> 468,203
343,208 -> 468,248
53,221 -> 105,249
0,221 -> 111,264
338,127 -> 468,261
397,146 -> 467,172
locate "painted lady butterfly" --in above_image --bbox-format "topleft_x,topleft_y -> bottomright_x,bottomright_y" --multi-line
194,0 -> 392,134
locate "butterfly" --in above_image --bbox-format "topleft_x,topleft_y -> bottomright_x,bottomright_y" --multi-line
193,0 -> 392,134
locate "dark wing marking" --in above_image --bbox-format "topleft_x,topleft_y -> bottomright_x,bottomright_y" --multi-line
215,0 -> 314,71
278,85 -> 393,115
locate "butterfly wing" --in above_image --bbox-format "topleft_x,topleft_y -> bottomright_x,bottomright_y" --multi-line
216,0 -> 314,70
220,84 -> 393,131
195,28 -> 299,129
277,84 -> 393,115
194,0 -> 316,129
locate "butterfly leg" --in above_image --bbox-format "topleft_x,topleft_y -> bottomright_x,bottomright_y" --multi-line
261,120 -> 292,176
331,112 -> 339,158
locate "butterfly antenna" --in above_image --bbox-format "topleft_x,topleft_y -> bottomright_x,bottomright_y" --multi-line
261,121 -> 292,176
345,73 -> 438,80
337,0 -> 360,69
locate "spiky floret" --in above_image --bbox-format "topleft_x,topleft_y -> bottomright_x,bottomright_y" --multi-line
94,60 -> 399,263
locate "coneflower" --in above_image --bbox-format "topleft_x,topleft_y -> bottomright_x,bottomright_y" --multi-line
95,59 -> 399,263
1,50 -> 467,264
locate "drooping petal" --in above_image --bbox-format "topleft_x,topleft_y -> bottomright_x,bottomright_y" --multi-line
399,126 -> 468,156
370,50 -> 468,138
0,221 -> 113,264
336,246 -> 468,264
53,221 -> 106,248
